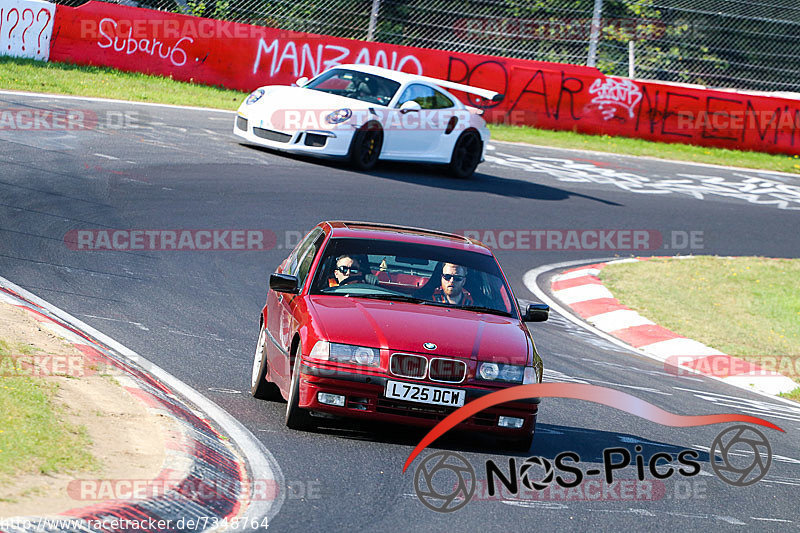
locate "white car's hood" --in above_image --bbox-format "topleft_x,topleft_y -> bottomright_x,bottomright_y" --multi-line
240,86 -> 380,132
251,86 -> 379,112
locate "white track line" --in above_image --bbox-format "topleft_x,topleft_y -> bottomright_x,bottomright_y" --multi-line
0,89 -> 235,114
588,309 -> 654,332
492,139 -> 800,178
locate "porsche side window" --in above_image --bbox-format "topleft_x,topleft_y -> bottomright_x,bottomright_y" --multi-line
433,89 -> 454,109
397,84 -> 435,110
397,84 -> 453,110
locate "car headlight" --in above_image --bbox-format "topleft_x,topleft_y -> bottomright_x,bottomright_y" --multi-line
477,362 -> 525,384
325,108 -> 352,124
308,341 -> 380,367
245,88 -> 265,105
524,361 -> 541,384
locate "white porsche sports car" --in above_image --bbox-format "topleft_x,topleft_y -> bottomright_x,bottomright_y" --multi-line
233,64 -> 503,178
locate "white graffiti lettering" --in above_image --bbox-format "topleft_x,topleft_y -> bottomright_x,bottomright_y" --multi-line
588,77 -> 643,120
252,38 -> 422,78
486,152 -> 800,210
97,18 -> 193,67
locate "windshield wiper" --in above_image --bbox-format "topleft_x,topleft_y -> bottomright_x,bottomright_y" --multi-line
351,293 -> 429,304
460,305 -> 513,317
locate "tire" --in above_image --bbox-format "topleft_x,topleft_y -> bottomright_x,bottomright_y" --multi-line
448,130 -> 482,179
285,347 -> 314,430
250,325 -> 281,400
506,415 -> 536,452
349,122 -> 383,171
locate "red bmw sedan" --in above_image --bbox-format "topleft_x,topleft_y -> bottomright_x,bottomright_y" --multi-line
250,221 -> 548,449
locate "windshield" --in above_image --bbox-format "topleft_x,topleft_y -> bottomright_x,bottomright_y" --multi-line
310,238 -> 518,318
304,69 -> 400,106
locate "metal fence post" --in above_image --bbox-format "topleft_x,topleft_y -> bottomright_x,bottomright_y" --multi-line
628,41 -> 635,78
367,0 -> 381,41
587,0 -> 603,67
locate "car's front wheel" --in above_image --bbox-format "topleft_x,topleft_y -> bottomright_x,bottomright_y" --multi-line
251,325 -> 281,400
349,122 -> 383,171
448,130 -> 482,179
285,347 -> 314,430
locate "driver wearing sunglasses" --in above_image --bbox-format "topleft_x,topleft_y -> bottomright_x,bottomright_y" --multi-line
432,263 -> 474,306
330,255 -> 365,286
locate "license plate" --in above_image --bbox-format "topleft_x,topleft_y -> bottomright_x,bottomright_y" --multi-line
385,380 -> 465,407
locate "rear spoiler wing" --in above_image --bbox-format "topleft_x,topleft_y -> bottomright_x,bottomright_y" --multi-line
416,76 -> 504,103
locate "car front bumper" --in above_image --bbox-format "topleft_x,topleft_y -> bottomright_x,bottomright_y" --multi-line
297,363 -> 538,436
233,113 -> 354,158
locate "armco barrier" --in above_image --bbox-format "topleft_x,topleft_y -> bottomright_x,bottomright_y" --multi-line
21,1 -> 800,155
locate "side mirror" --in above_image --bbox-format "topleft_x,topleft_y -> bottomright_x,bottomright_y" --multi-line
523,303 -> 549,322
295,77 -> 309,87
399,100 -> 421,114
270,273 -> 299,294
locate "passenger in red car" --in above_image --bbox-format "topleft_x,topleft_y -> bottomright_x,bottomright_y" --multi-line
432,263 -> 474,306
329,255 -> 364,286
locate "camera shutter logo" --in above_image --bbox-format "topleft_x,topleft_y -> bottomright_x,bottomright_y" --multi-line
519,457 -> 555,491
710,425 -> 772,487
413,451 -> 475,512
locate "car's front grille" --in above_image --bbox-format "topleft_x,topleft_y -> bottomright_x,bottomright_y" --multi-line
253,127 -> 292,143
304,133 -> 328,147
236,116 -> 248,131
390,353 -> 427,379
376,398 -> 495,426
429,358 -> 467,383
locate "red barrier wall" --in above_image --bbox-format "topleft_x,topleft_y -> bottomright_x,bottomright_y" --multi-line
50,2 -> 800,155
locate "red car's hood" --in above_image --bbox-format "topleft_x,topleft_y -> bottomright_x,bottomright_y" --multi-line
307,296 -> 530,365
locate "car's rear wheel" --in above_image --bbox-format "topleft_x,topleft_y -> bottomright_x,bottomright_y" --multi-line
251,325 -> 281,400
349,122 -> 383,171
285,346 -> 314,430
448,130 -> 482,179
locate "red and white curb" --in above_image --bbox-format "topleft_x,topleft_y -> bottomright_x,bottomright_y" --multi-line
524,258 -> 798,398
0,276 -> 284,532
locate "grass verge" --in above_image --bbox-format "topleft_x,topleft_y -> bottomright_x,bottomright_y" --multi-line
781,387 -> 800,401
2,57 -> 799,174
600,256 -> 800,389
0,339 -> 97,480
0,57 -> 246,109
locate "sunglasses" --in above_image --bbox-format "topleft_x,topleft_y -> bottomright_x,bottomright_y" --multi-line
336,265 -> 360,274
442,274 -> 465,282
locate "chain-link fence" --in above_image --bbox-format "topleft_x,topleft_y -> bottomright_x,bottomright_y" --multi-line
58,0 -> 800,93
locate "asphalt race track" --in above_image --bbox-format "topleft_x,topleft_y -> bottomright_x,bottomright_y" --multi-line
1,91 -> 800,531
